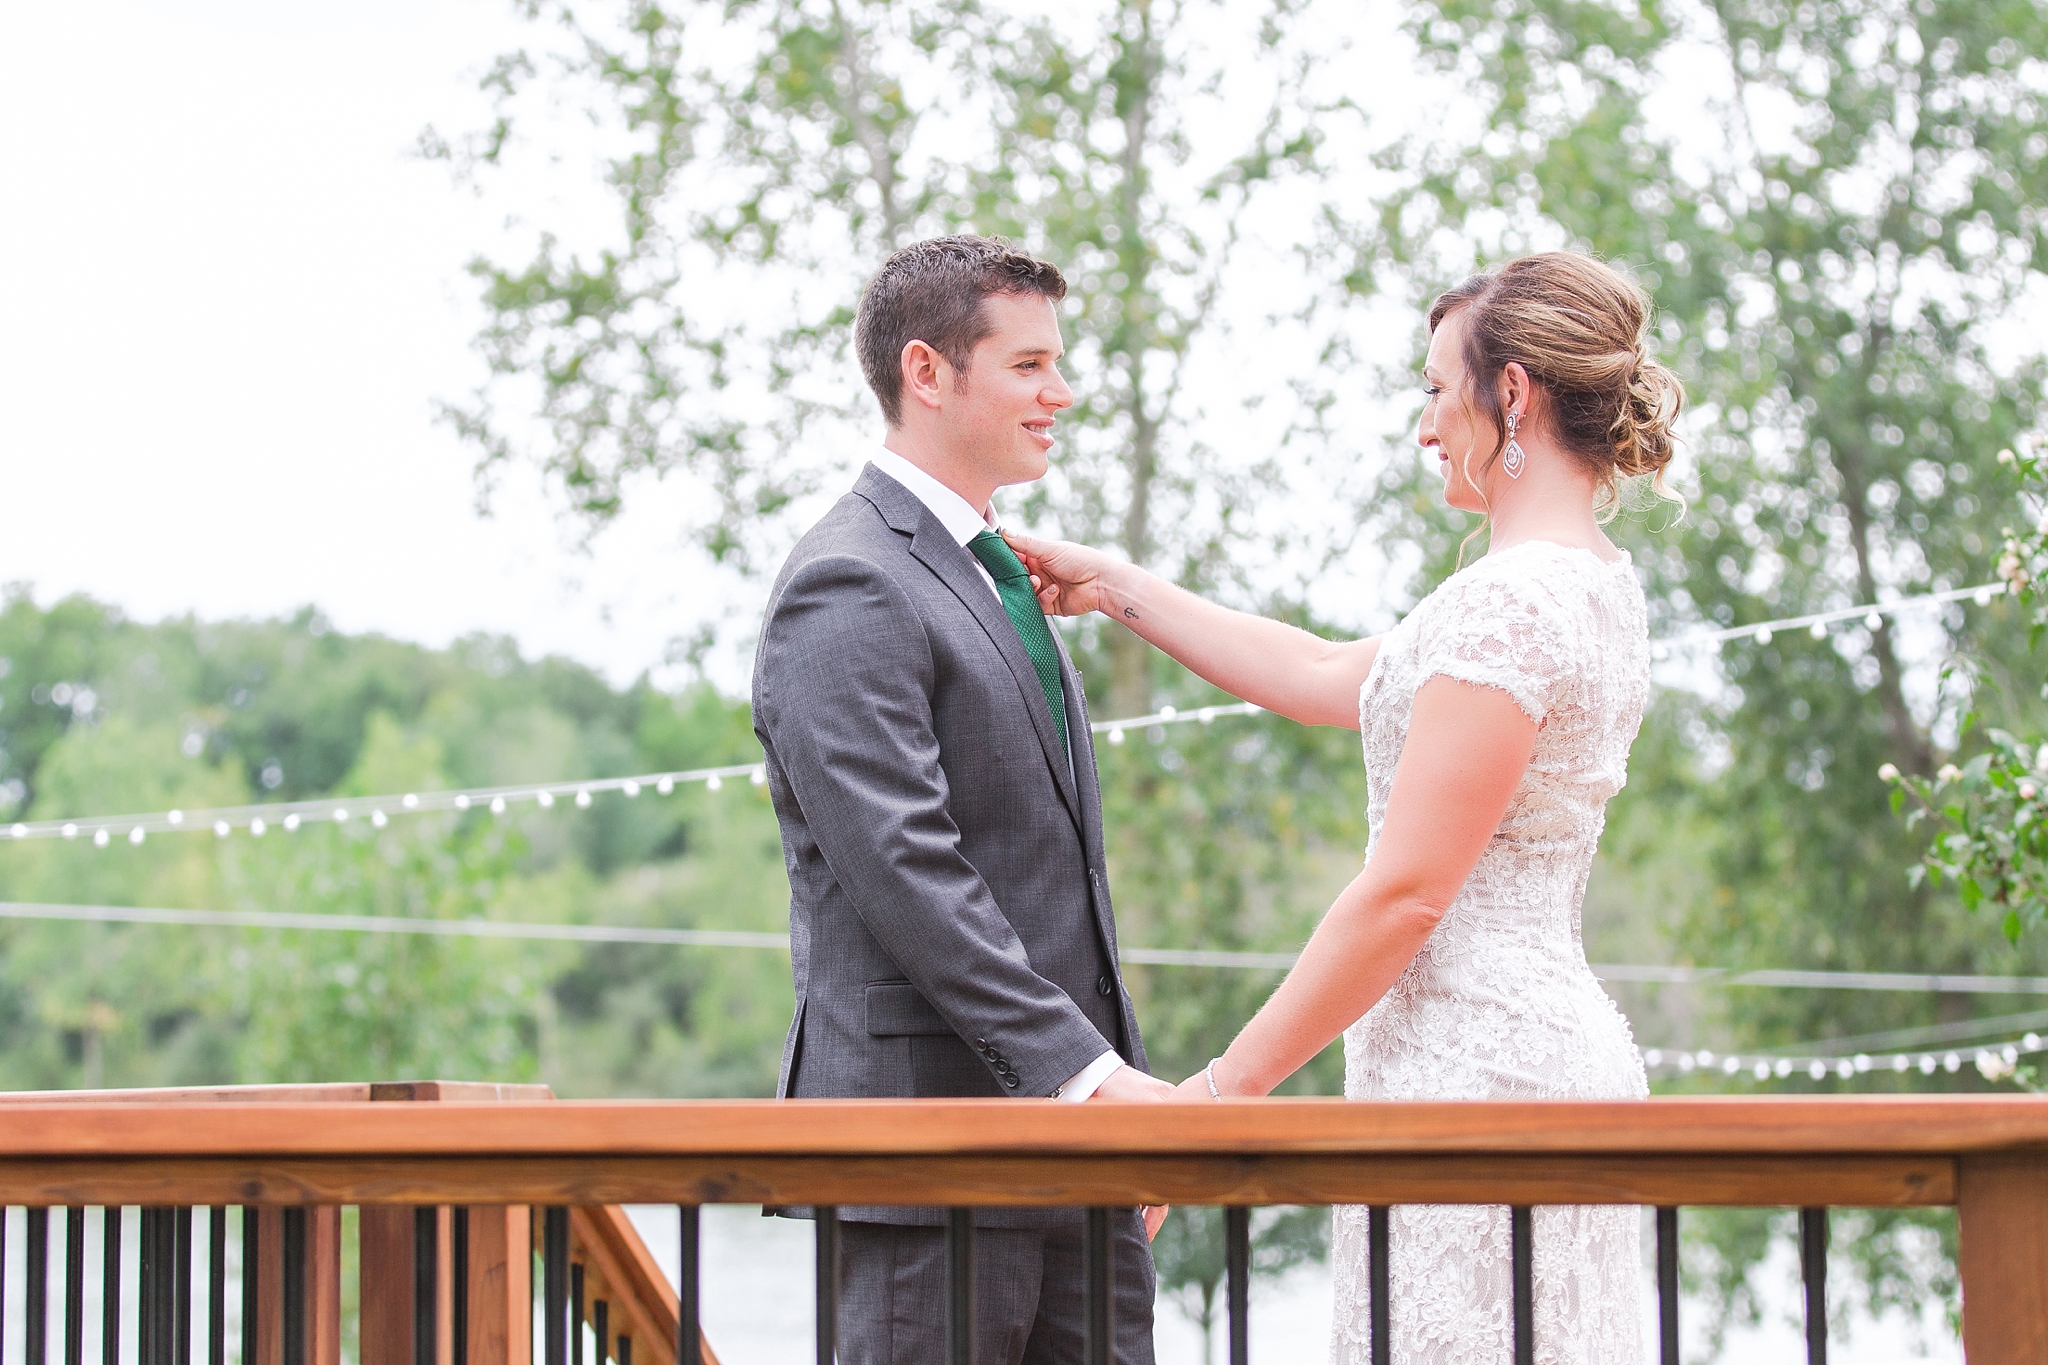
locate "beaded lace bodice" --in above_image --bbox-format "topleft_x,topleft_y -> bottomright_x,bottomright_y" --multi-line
1330,541 -> 1651,1365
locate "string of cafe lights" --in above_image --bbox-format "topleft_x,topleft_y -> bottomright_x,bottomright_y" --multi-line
0,705 -> 1264,846
0,577 -> 2010,847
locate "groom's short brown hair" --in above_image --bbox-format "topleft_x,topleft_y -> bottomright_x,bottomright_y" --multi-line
855,236 -> 1068,426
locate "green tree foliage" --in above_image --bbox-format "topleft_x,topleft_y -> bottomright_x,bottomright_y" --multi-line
429,0 -> 1355,715
1892,438 -> 2048,942
0,587 -> 792,1097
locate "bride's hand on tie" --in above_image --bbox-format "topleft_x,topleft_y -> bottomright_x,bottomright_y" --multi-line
1002,530 -> 1116,618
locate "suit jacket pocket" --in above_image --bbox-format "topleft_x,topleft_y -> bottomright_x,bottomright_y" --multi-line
865,980 -> 952,1036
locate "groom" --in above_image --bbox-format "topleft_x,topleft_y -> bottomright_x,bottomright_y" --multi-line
751,235 -> 1167,1363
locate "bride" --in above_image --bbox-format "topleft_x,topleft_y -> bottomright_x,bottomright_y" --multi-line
1010,250 -> 1683,1363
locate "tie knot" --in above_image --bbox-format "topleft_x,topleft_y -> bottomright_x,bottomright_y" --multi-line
967,530 -> 1030,582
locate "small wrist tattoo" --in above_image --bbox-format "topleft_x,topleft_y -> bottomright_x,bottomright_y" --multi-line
1122,606 -> 1139,620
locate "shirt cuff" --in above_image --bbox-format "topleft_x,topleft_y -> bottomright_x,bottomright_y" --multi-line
1056,1050 -> 1125,1102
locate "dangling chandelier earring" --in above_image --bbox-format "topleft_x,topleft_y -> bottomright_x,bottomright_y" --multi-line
1503,411 -> 1528,480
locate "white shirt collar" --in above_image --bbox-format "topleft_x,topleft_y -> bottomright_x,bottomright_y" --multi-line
870,445 -> 997,547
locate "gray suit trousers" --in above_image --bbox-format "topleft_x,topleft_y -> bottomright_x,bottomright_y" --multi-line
837,1211 -> 1157,1365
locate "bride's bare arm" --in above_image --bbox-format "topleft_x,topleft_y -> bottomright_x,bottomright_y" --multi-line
1179,677 -> 1537,1097
1005,530 -> 1379,729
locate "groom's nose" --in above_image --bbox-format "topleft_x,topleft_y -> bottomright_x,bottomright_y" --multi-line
1041,367 -> 1074,411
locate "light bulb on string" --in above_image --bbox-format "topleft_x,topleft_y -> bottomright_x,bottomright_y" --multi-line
490,796 -> 507,815
332,809 -> 350,824
1108,728 -> 1126,745
1809,620 -> 1828,639
455,795 -> 471,811
92,829 -> 110,848
1774,1058 -> 1792,1077
128,828 -> 144,846
1807,1061 -> 1826,1080
706,775 -> 723,792
283,814 -> 300,832
1752,1061 -> 1769,1080
1754,627 -> 1773,645
1864,611 -> 1884,631
1976,587 -> 1995,606
213,821 -> 231,838
574,790 -> 592,808
250,819 -> 267,837
62,824 -> 78,839
8,824 -> 23,839
536,791 -> 555,809
622,781 -> 640,798
657,778 -> 674,795
370,810 -> 388,828
167,811 -> 184,826
1944,1052 -> 1962,1072
402,794 -> 419,809
1919,1055 -> 1936,1073
1160,706 -> 1178,721
751,768 -> 767,787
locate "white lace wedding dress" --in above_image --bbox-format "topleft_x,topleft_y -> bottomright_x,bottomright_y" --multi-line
1329,541 -> 1651,1365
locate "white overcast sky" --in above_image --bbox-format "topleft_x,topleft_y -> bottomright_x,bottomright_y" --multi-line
0,0 -> 733,686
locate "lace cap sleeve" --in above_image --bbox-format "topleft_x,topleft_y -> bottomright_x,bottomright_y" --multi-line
1412,558 -> 1576,724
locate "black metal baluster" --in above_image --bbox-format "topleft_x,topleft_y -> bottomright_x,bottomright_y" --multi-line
280,1209 -> 305,1365
101,1208 -> 120,1365
944,1209 -> 974,1365
1655,1207 -> 1679,1365
616,1339 -> 630,1365
238,1210 -> 256,1365
570,1263 -> 584,1365
1509,1206 -> 1533,1365
1083,1209 -> 1114,1365
64,1209 -> 83,1365
415,1209 -> 439,1365
543,1210 -> 567,1365
1224,1208 -> 1249,1365
175,1208 -> 192,1365
451,1209 -> 469,1365
137,1210 -> 157,1365
676,1207 -> 699,1365
591,1302 -> 607,1365
1800,1207 -> 1828,1365
813,1207 -> 838,1365
208,1210 -> 225,1365
1368,1206 -> 1390,1365
29,1207 -> 50,1365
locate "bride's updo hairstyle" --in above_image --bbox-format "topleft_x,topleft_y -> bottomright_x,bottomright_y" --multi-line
1428,251 -> 1685,514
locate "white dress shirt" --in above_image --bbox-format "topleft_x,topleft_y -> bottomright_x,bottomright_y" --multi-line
866,446 -> 1124,1103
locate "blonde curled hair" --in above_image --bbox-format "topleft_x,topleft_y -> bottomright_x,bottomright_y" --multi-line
1428,251 -> 1685,516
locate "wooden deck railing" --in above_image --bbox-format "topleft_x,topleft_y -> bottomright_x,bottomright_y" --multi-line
0,1094 -> 2041,1363
0,1082 -> 713,1365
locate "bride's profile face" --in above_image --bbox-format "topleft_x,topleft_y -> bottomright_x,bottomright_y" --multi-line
1418,307 -> 1491,514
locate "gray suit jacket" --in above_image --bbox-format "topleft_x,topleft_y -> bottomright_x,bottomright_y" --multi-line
752,465 -> 1147,1225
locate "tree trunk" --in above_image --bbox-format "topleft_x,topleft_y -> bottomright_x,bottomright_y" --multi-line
1106,0 -> 1161,722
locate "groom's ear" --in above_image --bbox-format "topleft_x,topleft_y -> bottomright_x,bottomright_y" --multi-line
900,338 -> 951,414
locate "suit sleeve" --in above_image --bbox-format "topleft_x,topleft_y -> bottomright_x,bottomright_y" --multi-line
756,552 -> 1114,1097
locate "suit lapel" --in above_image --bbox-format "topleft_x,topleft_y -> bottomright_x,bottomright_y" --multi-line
856,466 -> 1084,828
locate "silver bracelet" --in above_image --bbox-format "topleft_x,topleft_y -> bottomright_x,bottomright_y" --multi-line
1204,1057 -> 1224,1100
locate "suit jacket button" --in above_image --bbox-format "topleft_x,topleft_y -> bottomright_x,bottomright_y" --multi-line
975,1038 -> 988,1049
1096,975 -> 1114,997
1003,1076 -> 1020,1088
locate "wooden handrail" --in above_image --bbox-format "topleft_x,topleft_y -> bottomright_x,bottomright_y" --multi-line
0,1095 -> 2038,1156
0,1096 -> 2036,1211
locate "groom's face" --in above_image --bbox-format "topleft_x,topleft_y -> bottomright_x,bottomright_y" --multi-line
940,291 -> 1074,487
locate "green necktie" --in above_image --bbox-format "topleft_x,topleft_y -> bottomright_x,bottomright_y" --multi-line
966,529 -> 1070,753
